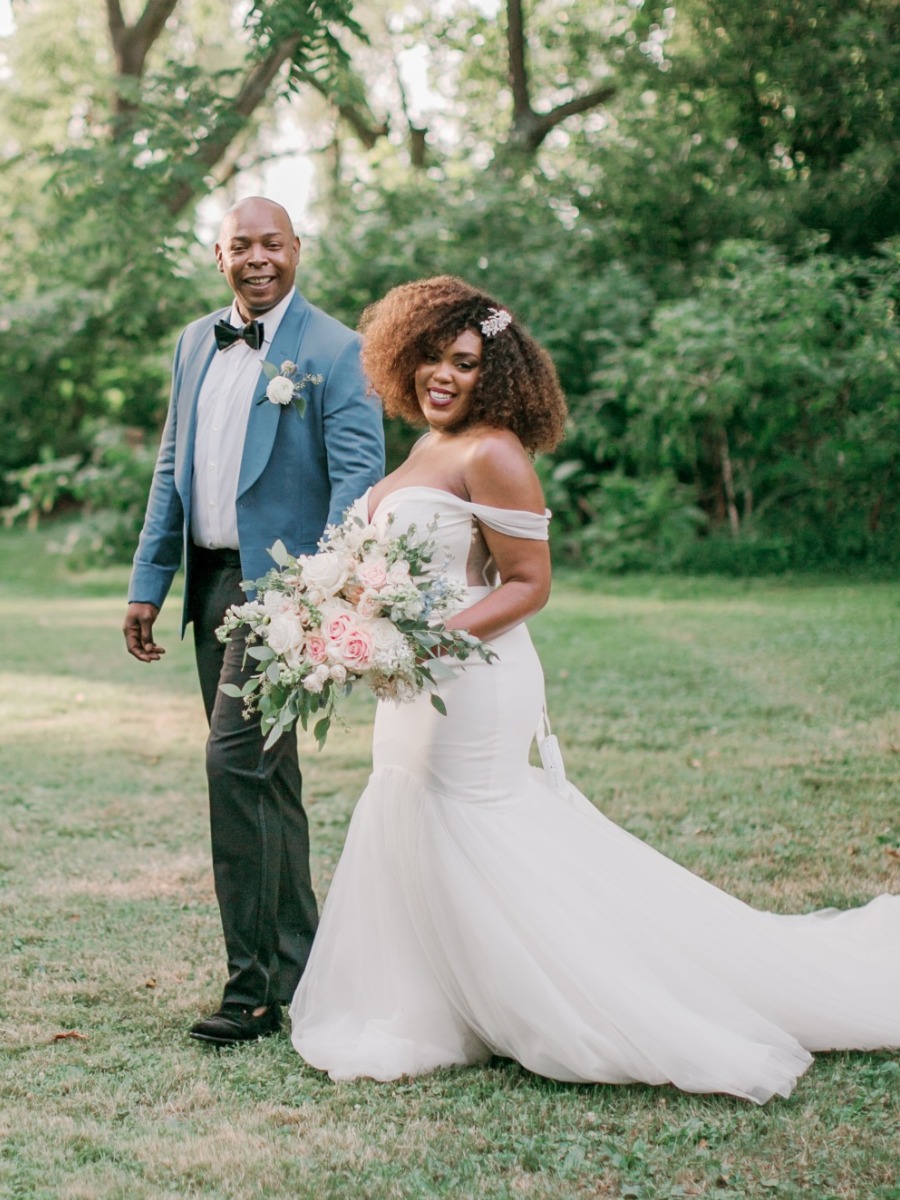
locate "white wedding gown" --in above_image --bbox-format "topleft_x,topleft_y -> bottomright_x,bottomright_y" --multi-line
290,487 -> 900,1103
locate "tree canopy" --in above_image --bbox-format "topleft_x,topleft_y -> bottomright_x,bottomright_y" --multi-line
2,0 -> 897,570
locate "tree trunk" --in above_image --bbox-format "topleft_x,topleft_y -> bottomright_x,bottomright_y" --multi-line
719,428 -> 741,536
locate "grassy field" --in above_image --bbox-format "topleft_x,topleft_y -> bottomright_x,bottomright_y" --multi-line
1,523 -> 898,1200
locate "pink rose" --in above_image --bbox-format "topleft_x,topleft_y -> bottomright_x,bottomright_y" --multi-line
342,627 -> 373,670
305,634 -> 328,665
357,558 -> 388,590
322,609 -> 354,644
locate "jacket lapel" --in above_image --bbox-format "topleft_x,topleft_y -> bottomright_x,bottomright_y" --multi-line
238,291 -> 312,498
175,314 -> 222,503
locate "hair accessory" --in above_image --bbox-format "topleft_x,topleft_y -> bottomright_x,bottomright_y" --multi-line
480,307 -> 513,338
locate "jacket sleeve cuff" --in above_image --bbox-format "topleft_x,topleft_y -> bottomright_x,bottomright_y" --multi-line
128,560 -> 178,610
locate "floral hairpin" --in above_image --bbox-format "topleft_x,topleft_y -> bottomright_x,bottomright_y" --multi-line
480,307 -> 513,338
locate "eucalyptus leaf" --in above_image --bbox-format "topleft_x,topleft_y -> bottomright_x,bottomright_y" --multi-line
430,693 -> 448,716
263,723 -> 285,750
268,539 -> 290,568
218,683 -> 243,698
428,660 -> 456,681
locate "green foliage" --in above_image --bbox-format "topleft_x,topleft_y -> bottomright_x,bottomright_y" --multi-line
593,240 -> 900,569
540,464 -> 706,572
2,453 -> 82,528
4,423 -> 158,564
680,0 -> 900,254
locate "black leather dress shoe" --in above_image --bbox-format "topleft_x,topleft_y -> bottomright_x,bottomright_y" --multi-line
188,1002 -> 282,1046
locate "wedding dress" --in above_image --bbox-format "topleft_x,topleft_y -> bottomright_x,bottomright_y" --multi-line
290,487 -> 900,1103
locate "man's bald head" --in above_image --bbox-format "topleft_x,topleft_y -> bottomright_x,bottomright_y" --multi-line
215,197 -> 301,320
218,196 -> 295,241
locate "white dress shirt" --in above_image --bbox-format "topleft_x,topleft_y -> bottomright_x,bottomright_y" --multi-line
191,288 -> 295,550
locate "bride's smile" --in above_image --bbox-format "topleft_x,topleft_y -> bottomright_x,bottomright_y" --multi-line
414,329 -> 482,430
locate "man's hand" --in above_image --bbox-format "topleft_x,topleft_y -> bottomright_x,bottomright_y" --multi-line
123,603 -> 165,662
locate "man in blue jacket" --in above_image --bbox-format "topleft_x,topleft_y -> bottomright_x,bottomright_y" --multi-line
123,197 -> 384,1045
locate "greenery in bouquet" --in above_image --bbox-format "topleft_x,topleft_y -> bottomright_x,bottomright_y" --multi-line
217,511 -> 496,749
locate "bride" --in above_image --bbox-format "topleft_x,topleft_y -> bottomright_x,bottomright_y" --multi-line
289,275 -> 900,1103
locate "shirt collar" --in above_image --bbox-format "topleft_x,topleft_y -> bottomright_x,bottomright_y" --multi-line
227,286 -> 296,351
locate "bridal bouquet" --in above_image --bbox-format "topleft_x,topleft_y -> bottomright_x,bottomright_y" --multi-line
216,510 -> 495,749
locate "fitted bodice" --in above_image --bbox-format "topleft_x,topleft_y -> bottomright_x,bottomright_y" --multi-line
355,486 -> 550,589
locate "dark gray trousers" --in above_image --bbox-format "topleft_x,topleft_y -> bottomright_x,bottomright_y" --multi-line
190,546 -> 318,1009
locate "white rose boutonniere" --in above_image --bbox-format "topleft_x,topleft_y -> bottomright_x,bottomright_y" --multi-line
258,360 -> 324,418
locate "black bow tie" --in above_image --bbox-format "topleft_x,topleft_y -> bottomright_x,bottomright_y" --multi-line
214,318 -> 264,351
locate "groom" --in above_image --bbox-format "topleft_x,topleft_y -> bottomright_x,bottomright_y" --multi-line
123,197 -> 384,1045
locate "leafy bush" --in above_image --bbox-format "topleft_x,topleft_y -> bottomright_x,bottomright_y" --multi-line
575,240 -> 900,571
539,461 -> 705,572
4,422 -> 157,565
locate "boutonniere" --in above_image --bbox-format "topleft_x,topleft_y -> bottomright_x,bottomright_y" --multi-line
258,360 -> 323,418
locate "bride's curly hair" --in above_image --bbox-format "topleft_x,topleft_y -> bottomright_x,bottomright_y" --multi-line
359,276 -> 567,453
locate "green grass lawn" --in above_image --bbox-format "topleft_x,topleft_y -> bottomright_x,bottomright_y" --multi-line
1,524 -> 898,1200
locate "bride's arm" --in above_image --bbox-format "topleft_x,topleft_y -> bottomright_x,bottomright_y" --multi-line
444,431 -> 551,642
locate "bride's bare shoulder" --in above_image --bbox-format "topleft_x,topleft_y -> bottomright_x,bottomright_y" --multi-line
464,428 -> 544,513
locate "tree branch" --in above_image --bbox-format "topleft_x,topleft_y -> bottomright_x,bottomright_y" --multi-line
106,0 -> 180,118
505,0 -> 615,153
294,69 -> 389,150
385,23 -> 427,168
165,40 -> 300,216
506,0 -> 533,122
105,0 -> 126,47
130,0 -> 181,68
527,85 -> 616,145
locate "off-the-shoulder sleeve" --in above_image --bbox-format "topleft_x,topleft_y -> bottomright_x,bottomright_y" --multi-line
467,503 -> 551,541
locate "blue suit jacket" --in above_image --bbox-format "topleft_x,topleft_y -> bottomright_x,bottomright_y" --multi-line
128,289 -> 385,631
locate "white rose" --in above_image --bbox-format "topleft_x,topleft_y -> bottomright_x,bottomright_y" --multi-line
300,553 -> 351,601
266,375 -> 295,406
303,664 -> 331,694
387,560 -> 411,584
266,611 -> 305,658
370,618 -> 414,671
